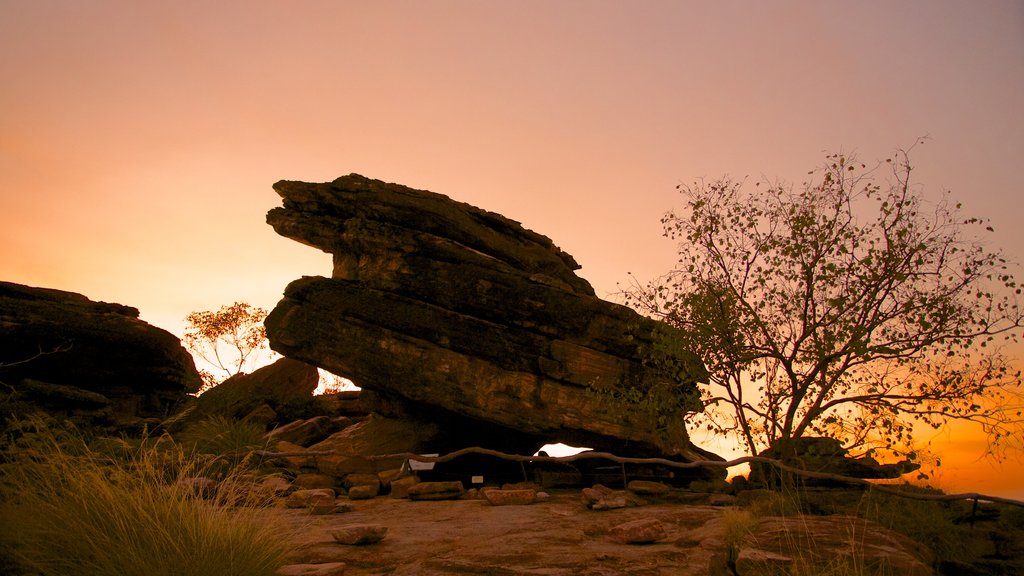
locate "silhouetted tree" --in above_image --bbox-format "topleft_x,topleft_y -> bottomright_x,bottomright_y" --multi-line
624,142 -> 1024,460
183,302 -> 269,393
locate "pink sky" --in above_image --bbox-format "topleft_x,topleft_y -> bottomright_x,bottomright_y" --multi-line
2,1 -> 1023,497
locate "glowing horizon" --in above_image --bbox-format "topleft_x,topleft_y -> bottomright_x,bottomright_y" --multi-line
2,1 -> 1022,499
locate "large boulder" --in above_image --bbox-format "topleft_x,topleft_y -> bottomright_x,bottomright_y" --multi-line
193,357 -> 319,422
0,281 -> 201,425
264,174 -> 712,462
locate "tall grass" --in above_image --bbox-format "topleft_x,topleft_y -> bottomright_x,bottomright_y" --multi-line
0,419 -> 293,576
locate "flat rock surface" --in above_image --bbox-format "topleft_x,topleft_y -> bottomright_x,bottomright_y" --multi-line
283,492 -> 727,575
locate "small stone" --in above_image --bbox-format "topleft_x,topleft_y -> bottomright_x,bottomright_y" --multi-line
343,473 -> 381,491
294,473 -> 337,490
581,484 -> 614,508
377,468 -> 404,489
591,490 -> 646,511
389,475 -> 419,499
275,562 -> 346,576
265,416 -> 333,446
274,440 -> 315,469
331,524 -> 388,545
260,475 -> 293,496
609,518 -> 667,544
407,481 -> 464,501
285,488 -> 336,509
347,484 -> 379,500
627,480 -> 670,496
483,488 -> 536,506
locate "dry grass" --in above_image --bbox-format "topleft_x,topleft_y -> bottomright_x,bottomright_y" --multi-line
0,419 -> 293,576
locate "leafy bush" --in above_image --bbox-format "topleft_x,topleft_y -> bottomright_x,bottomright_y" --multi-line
0,419 -> 292,576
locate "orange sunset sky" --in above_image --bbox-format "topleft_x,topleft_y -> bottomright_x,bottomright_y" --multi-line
2,1 -> 1023,498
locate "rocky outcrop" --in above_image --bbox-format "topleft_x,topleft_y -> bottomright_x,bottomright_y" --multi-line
748,437 -> 920,487
264,174 -> 712,462
193,357 -> 320,423
0,281 -> 201,425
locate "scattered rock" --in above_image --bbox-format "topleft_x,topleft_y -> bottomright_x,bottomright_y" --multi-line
286,488 -> 336,510
376,468 -> 404,491
294,473 -> 337,490
628,480 -> 671,496
581,484 -> 615,507
407,481 -> 465,501
342,473 -> 381,491
273,440 -> 314,469
331,524 -> 388,545
260,475 -> 293,496
389,475 -> 419,499
347,484 -> 379,500
591,490 -> 647,511
609,518 -> 667,544
266,416 -> 333,446
482,489 -> 536,506
308,413 -> 439,476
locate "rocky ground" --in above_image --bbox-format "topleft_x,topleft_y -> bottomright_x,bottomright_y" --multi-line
274,488 -> 935,576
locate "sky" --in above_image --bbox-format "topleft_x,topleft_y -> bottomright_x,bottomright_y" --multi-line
2,0 -> 1023,498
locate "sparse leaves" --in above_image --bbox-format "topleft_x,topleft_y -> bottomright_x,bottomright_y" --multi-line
623,144 -> 1024,459
183,302 -> 270,393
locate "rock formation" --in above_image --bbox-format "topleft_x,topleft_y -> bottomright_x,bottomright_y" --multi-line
192,357 -> 320,423
0,281 -> 201,426
264,174 -> 714,462
748,437 -> 920,487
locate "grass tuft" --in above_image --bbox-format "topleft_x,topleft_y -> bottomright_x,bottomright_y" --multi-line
0,418 -> 292,576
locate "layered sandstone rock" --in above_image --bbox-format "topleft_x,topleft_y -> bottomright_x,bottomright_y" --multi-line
264,174 -> 712,461
0,281 -> 201,424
